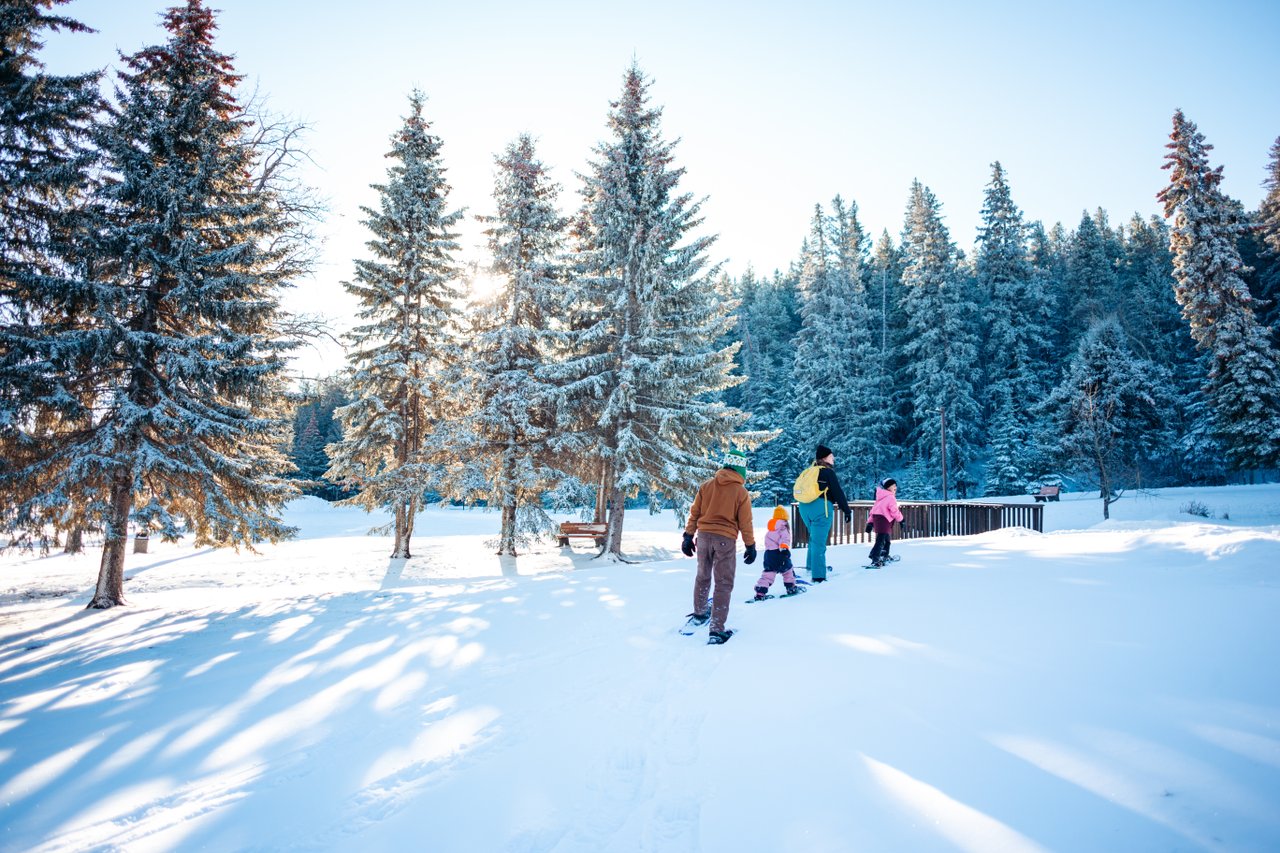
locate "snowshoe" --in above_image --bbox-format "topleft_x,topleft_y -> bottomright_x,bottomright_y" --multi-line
707,629 -> 735,645
679,611 -> 710,635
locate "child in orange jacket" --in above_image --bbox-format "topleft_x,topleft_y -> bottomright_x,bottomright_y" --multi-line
753,506 -> 801,599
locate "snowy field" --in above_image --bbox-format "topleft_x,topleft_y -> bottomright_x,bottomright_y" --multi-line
2,485 -> 1279,852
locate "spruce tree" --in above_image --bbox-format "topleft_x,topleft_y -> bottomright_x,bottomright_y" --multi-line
4,0 -> 307,607
1254,135 -> 1280,336
1041,319 -> 1174,518
0,0 -> 100,544
1158,110 -> 1280,471
872,229 -> 910,450
791,203 -> 865,482
0,0 -> 98,263
1024,221 -> 1065,392
899,180 -> 982,498
740,267 -> 802,501
555,64 -> 745,559
1064,210 -> 1119,344
829,195 -> 891,495
976,163 -> 1048,495
325,91 -> 464,558
461,134 -> 568,555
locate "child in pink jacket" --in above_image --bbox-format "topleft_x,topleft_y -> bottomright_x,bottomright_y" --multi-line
753,506 -> 801,599
868,478 -> 903,566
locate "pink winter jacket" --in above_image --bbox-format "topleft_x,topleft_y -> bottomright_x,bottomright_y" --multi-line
765,518 -> 790,551
869,487 -> 904,523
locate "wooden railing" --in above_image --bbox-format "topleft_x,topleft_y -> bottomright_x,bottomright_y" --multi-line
790,500 -> 1043,547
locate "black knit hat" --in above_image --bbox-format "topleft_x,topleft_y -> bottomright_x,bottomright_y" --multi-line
815,444 -> 833,461
881,478 -> 897,489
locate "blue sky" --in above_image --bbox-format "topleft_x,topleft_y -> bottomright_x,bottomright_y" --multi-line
39,0 -> 1280,377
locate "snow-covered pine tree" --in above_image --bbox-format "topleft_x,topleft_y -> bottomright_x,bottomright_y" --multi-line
976,163 -> 1049,496
1117,215 -> 1185,363
0,0 -> 97,263
292,409 -> 328,485
899,180 -> 982,498
739,267 -> 802,502
325,91 -> 464,559
872,229 -> 910,450
1063,209 -> 1119,346
554,64 -> 746,559
1024,222 -> 1065,392
0,0 -> 100,545
791,205 -> 863,476
1254,135 -> 1280,336
3,0 -> 308,607
829,195 -> 891,496
1040,318 -> 1174,518
900,451 -> 933,501
1158,110 -> 1280,471
459,134 -> 568,555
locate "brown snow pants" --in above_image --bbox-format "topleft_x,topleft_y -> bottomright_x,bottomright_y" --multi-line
694,532 -> 737,633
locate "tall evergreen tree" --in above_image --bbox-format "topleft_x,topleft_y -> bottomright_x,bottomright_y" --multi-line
1024,221 -> 1067,394
4,0 -> 307,607
1253,135 -> 1280,336
829,195 -> 890,495
899,180 -> 982,497
459,134 -> 568,555
791,203 -> 865,483
0,0 -> 100,545
871,229 -> 909,450
555,64 -> 745,559
1041,319 -> 1174,518
288,375 -> 350,500
1064,209 -> 1118,344
739,267 -> 802,501
325,91 -> 464,558
976,163 -> 1048,495
0,0 -> 98,265
1158,110 -> 1280,471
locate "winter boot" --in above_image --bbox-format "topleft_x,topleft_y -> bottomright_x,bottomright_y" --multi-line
784,583 -> 799,596
753,585 -> 769,601
707,629 -> 735,645
686,611 -> 709,626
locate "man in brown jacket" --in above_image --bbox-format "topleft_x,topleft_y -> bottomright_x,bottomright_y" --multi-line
681,449 -> 756,645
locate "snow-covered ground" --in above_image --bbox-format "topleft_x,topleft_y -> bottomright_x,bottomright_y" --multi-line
2,485 -> 1279,852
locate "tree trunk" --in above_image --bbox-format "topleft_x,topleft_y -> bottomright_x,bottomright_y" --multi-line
87,467 -> 133,609
392,501 -> 412,558
606,483 -> 626,559
498,448 -> 518,555
64,526 -> 83,555
1099,464 -> 1112,520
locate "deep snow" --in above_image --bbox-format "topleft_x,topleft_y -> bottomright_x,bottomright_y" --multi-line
2,486 -> 1279,852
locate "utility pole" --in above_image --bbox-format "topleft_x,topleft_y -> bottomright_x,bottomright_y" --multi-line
939,407 -> 948,502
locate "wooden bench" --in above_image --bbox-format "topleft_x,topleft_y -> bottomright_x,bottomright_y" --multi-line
557,522 -> 608,547
1033,485 -> 1061,503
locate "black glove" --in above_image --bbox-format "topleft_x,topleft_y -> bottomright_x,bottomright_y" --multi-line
681,533 -> 695,557
743,544 -> 757,564
843,509 -> 852,525
865,521 -> 874,534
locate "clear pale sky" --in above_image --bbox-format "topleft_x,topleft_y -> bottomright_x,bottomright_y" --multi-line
38,0 -> 1280,379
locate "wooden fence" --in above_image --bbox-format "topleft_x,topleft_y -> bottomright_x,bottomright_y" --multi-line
791,500 -> 1043,547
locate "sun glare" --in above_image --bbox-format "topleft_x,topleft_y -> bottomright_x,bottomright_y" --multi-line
468,271 -> 506,303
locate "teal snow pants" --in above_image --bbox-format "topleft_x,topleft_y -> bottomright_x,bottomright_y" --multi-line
797,499 -> 832,580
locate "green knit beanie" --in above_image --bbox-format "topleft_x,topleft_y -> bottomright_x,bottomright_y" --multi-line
723,449 -> 747,478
